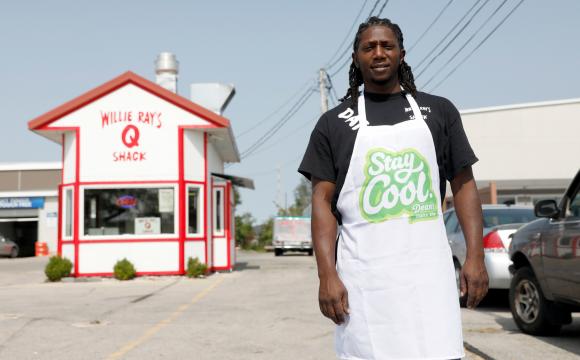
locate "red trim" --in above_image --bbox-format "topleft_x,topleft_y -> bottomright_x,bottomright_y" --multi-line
77,271 -> 182,278
204,132 -> 208,266
184,238 -> 206,242
181,124 -> 220,129
74,238 -> 180,244
211,266 -> 232,271
178,127 -> 185,274
57,185 -> 63,256
73,129 -> 80,276
61,134 -> 65,184
225,182 -> 231,269
28,71 -> 230,130
184,180 -> 205,185
80,180 -> 178,186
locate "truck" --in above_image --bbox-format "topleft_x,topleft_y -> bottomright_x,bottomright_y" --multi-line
273,216 -> 313,256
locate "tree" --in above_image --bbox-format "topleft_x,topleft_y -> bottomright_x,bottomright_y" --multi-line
277,178 -> 311,216
235,212 -> 255,248
258,217 -> 274,246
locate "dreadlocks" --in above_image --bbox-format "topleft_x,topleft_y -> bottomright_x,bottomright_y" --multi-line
340,17 -> 417,108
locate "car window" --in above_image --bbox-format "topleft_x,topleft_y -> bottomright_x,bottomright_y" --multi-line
445,211 -> 459,235
568,189 -> 580,218
482,208 -> 537,227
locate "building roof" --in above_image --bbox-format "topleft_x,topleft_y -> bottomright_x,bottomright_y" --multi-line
28,71 -> 231,130
460,97 -> 580,115
0,162 -> 61,172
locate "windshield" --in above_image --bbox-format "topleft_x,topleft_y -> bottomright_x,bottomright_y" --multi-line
482,208 -> 536,228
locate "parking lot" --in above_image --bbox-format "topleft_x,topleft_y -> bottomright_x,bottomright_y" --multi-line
0,252 -> 579,360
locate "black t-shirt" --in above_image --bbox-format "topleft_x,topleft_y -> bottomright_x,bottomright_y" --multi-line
298,90 -> 478,224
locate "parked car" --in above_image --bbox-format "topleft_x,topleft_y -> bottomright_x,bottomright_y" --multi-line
0,236 -> 19,258
273,216 -> 313,256
508,170 -> 580,335
444,205 -> 538,296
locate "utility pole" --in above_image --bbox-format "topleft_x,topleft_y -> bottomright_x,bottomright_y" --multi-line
319,68 -> 329,114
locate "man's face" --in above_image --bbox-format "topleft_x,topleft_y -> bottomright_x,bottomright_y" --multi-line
354,25 -> 404,88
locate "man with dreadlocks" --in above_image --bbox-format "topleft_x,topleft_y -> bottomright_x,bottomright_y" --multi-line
299,17 -> 488,359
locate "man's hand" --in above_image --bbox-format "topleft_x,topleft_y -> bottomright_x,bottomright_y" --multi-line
460,256 -> 489,309
319,273 -> 349,325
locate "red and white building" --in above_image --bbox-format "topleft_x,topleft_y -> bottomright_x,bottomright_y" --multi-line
28,56 -> 251,276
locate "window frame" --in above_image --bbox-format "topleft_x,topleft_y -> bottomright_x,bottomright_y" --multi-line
62,186 -> 74,240
186,184 -> 204,238
79,183 -> 179,240
213,187 -> 225,236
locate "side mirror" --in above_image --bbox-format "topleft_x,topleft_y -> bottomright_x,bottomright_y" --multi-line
535,199 -> 560,218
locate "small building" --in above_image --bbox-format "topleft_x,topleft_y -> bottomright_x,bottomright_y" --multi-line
27,55 -> 251,276
445,97 -> 579,208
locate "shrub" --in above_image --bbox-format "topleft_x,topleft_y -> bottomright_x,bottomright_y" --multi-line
113,258 -> 136,280
186,257 -> 208,278
44,255 -> 73,282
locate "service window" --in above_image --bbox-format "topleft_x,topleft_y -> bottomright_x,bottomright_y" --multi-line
82,187 -> 176,237
62,187 -> 74,240
187,185 -> 204,237
213,187 -> 224,236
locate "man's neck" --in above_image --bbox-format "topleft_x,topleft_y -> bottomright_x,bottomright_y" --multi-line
363,77 -> 400,94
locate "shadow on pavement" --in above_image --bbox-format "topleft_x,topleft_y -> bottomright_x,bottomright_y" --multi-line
233,262 -> 261,271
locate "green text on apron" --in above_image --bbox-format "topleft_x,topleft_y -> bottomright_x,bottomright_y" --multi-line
335,92 -> 464,360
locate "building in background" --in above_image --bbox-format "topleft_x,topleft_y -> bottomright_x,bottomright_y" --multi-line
445,97 -> 579,208
25,53 -> 252,276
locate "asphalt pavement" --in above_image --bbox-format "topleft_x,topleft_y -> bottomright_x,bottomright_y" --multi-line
0,252 -> 578,360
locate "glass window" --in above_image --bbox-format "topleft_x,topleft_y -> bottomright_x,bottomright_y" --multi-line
83,187 -> 175,236
482,208 -> 537,228
65,188 -> 73,238
188,187 -> 202,235
214,188 -> 224,234
569,190 -> 580,218
445,211 -> 459,235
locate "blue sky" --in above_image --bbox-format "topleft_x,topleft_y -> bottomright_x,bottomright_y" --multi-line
2,0 -> 579,222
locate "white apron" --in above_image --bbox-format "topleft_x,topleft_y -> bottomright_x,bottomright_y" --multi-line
335,92 -> 464,360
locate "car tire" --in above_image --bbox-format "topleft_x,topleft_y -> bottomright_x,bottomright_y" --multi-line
274,249 -> 283,257
10,247 -> 18,258
509,266 -> 563,336
307,249 -> 314,256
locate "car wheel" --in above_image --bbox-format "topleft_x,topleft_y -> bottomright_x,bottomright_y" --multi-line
509,266 -> 563,335
10,247 -> 18,258
274,249 -> 283,257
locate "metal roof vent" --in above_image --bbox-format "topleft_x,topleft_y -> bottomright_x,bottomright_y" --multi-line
155,52 -> 179,93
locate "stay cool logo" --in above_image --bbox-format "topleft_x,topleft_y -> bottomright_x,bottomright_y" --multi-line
359,148 -> 439,223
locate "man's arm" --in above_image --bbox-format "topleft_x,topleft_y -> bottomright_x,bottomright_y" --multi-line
451,166 -> 489,309
311,176 -> 348,324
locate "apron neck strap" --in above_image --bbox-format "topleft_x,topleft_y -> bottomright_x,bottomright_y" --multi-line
357,88 -> 423,127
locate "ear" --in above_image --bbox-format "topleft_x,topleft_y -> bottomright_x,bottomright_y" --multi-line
399,49 -> 406,65
352,53 -> 359,69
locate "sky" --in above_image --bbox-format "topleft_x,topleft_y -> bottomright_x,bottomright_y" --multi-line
1,0 -> 580,223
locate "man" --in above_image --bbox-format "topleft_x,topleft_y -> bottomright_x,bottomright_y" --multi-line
298,17 -> 488,359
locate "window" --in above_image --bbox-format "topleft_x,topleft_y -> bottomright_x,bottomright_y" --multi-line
83,187 -> 175,236
482,208 -> 537,228
63,187 -> 73,239
569,189 -> 580,218
444,211 -> 459,235
187,186 -> 203,236
213,188 -> 224,235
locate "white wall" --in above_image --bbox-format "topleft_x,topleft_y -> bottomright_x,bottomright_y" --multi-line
461,100 -> 580,182
63,132 -> 76,184
183,130 -> 205,182
38,196 -> 58,254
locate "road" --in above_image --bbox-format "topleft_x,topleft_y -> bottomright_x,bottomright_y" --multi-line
0,252 -> 578,360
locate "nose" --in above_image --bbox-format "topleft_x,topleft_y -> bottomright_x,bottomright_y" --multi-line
372,45 -> 387,59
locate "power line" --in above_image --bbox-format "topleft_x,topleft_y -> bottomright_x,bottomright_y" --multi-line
326,0 -> 384,71
236,79 -> 313,138
241,88 -> 315,158
414,0 -> 490,79
428,0 -> 526,92
406,0 -> 455,54
324,0 -> 370,69
421,0 -> 510,89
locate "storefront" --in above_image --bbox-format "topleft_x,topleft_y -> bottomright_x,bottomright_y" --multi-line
28,70 -> 249,276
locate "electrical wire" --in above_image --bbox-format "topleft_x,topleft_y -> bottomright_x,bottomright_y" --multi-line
428,0 -> 526,92
324,0 -> 370,69
406,0 -> 455,54
241,88 -> 315,159
414,0 -> 490,79
236,79 -> 314,138
421,0 -> 510,89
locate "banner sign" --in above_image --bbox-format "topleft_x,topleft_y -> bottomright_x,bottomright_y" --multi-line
0,197 -> 45,209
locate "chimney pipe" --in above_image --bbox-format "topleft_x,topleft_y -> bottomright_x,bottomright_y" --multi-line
155,52 -> 179,93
